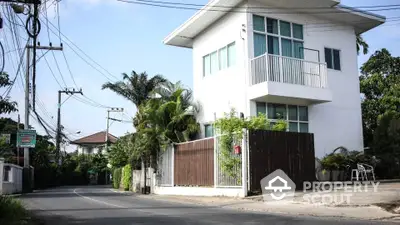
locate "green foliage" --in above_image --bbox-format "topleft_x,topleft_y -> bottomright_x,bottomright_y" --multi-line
360,49 -> 400,147
0,196 -> 28,225
214,109 -> 287,181
320,154 -> 347,170
113,168 -> 122,189
356,34 -> 369,55
123,164 -> 132,191
108,133 -> 135,168
0,72 -> 18,114
102,71 -> 166,108
0,136 -> 14,162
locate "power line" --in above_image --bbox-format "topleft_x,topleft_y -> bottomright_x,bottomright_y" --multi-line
38,16 -> 119,82
42,50 -> 64,89
119,0 -> 400,10
117,0 -> 400,15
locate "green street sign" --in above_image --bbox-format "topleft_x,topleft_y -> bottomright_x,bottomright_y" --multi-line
17,130 -> 37,148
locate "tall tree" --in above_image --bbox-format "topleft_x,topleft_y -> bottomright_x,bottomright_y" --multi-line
359,49 -> 400,147
356,34 -> 369,55
102,71 -> 166,109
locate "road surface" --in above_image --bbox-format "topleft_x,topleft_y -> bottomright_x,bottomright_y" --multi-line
20,186 -> 396,225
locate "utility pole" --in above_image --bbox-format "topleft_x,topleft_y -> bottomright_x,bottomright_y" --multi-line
27,44 -> 63,111
56,88 -> 83,164
105,108 -> 123,153
24,47 -> 30,169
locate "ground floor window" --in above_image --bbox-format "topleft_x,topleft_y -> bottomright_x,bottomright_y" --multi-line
256,102 -> 309,133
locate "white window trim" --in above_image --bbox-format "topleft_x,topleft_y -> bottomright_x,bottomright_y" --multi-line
252,15 -> 304,58
324,47 -> 342,71
203,41 -> 236,77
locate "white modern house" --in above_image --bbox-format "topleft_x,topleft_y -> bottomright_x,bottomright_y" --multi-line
164,0 -> 385,157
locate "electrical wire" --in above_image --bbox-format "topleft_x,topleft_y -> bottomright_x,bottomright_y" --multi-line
42,50 -> 64,89
38,16 -> 119,82
117,0 -> 400,15
119,0 -> 400,10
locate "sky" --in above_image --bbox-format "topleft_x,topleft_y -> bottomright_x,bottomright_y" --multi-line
0,0 -> 399,151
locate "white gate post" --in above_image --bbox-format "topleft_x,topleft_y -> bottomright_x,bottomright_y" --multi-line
241,129 -> 248,197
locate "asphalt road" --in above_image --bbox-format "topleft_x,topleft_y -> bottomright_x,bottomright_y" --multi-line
20,186 -> 396,225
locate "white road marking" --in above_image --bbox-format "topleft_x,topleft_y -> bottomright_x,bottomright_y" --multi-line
73,188 -> 123,208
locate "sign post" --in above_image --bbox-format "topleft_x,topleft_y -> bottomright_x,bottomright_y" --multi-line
17,130 -> 37,148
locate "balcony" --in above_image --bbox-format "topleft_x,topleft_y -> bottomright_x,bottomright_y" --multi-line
249,54 -> 332,105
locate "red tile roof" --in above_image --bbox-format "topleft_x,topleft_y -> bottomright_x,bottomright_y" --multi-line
70,131 -> 118,145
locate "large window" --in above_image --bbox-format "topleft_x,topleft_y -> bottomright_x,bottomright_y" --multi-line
253,15 -> 304,58
203,42 -> 236,77
325,48 -> 341,70
256,102 -> 309,133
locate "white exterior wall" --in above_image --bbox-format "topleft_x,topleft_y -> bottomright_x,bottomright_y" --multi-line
77,145 -> 104,155
193,0 -> 364,157
246,0 -> 363,157
1,163 -> 23,195
193,3 -> 248,136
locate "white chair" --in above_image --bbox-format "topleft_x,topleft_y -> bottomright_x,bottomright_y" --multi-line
357,163 -> 376,181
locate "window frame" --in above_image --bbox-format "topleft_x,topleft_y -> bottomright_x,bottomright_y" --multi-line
252,14 -> 304,58
324,47 -> 342,71
256,102 -> 309,133
203,42 -> 236,77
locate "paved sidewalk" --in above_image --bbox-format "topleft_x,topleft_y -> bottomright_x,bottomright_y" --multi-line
137,194 -> 400,221
134,183 -> 400,222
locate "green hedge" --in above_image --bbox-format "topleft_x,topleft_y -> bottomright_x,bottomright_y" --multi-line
113,168 -> 122,189
123,164 -> 132,191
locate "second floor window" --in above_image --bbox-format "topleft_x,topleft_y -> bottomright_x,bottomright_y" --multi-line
253,15 -> 304,59
203,42 -> 236,77
324,48 -> 341,71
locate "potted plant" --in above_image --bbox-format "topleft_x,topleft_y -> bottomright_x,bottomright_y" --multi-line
320,153 -> 347,181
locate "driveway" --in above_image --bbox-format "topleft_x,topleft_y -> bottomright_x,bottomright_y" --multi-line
20,186 -> 397,225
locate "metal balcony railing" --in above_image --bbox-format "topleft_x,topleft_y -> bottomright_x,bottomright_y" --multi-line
250,54 -> 328,88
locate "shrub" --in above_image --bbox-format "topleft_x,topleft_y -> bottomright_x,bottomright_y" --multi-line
320,154 -> 347,171
123,164 -> 132,191
0,196 -> 28,224
113,168 -> 122,189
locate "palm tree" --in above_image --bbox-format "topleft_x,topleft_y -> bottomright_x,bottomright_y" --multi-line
356,34 -> 369,55
102,71 -> 166,108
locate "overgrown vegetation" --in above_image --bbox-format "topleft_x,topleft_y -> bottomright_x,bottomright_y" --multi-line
0,196 -> 29,225
214,109 -> 287,181
123,164 -> 132,191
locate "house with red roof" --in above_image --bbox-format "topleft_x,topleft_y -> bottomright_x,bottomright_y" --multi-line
70,131 -> 118,154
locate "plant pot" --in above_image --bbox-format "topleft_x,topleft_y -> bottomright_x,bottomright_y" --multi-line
330,170 -> 345,181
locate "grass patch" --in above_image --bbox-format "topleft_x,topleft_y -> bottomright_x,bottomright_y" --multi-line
0,196 -> 42,225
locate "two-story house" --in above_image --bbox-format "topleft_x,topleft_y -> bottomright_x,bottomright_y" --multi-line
163,0 -> 385,157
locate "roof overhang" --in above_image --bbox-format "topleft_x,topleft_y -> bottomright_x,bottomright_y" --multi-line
163,0 -> 385,48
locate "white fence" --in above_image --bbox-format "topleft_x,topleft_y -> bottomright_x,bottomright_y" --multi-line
0,159 -> 23,195
250,54 -> 328,88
